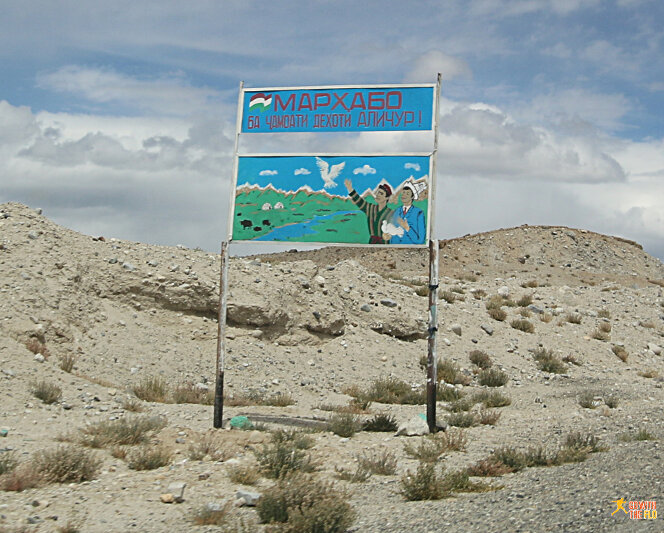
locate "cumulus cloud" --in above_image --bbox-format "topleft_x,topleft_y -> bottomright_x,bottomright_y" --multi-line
294,168 -> 311,175
353,164 -> 376,175
259,169 -> 278,176
37,66 -> 222,116
405,162 -> 421,171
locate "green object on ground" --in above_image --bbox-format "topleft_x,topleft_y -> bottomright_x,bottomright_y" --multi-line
229,416 -> 253,430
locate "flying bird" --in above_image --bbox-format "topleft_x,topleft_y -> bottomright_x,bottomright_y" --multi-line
381,220 -> 404,237
315,157 -> 345,189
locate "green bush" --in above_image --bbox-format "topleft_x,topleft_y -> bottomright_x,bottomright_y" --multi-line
469,350 -> 492,369
326,413 -> 362,438
472,390 -> 511,408
362,414 -> 398,432
533,347 -> 568,374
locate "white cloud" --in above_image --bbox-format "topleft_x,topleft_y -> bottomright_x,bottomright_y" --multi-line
405,163 -> 421,171
353,164 -> 376,175
37,66 -> 222,116
294,168 -> 311,175
405,50 -> 471,83
259,169 -> 278,176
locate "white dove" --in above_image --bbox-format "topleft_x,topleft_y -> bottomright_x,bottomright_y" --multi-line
315,157 -> 345,189
381,219 -> 404,237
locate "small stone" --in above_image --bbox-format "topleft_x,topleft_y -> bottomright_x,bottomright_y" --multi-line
451,324 -> 462,336
167,482 -> 186,502
380,298 -> 398,308
122,262 -> 136,271
160,494 -> 175,504
198,472 -> 211,480
33,354 -> 45,363
497,286 -> 510,298
360,304 -> 372,312
395,416 -> 429,436
235,490 -> 261,506
480,324 -> 494,336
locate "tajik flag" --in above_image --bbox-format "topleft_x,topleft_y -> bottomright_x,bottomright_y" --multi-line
249,92 -> 272,111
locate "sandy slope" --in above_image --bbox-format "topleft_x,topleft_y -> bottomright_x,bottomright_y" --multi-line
0,202 -> 663,532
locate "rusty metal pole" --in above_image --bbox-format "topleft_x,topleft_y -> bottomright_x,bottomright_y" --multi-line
213,241 -> 230,428
427,238 -> 439,433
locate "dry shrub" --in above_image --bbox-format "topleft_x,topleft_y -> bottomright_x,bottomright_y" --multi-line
32,446 -> 101,483
334,463 -> 371,483
619,428 -> 657,442
31,380 -> 62,404
127,445 -> 172,471
59,353 -> 76,373
592,321 -> 612,341
172,383 -> 213,405
256,474 -> 354,532
437,360 -> 472,385
517,294 -> 533,307
488,308 -> 507,321
637,369 -> 659,379
192,502 -> 235,526
440,291 -> 457,303
533,347 -> 568,374
478,408 -> 501,425
466,457 -> 513,477
404,436 -> 448,463
521,280 -> 538,288
469,350 -> 492,369
565,313 -> 582,324
122,398 -> 144,412
510,319 -> 534,333
400,463 -> 447,501
79,415 -> 167,448
326,413 -> 362,438
598,309 -> 611,318
446,412 -> 478,428
254,440 -> 317,479
228,463 -> 261,485
0,463 -> 42,492
562,354 -> 582,366
578,391 -> 600,409
25,338 -> 50,357
356,449 -> 398,475
438,428 -> 468,451
362,413 -> 398,432
270,429 -> 315,450
187,433 -> 231,461
472,390 -> 511,408
132,376 -> 169,403
262,392 -> 295,407
477,368 -> 508,387
539,312 -> 553,323
612,345 -> 628,362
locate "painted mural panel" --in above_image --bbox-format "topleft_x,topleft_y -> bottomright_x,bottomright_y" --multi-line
231,155 -> 431,246
242,86 -> 434,133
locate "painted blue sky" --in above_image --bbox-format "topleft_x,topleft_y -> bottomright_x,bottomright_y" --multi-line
238,156 -> 430,195
1,1 -> 663,259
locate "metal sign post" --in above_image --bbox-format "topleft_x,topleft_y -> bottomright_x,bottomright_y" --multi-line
213,241 -> 230,428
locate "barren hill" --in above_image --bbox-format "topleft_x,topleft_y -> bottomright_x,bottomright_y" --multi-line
0,201 -> 662,532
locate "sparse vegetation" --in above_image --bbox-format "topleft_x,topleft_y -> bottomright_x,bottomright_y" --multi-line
472,390 -> 511,408
25,338 -> 50,357
612,345 -> 629,362
256,474 -> 355,532
469,350 -> 492,369
533,347 -> 568,374
59,353 -> 76,373
326,413 -> 362,438
591,321 -> 612,341
488,308 -> 507,321
32,446 -> 101,483
578,391 -> 600,409
227,463 -> 261,485
477,368 -> 508,387
404,436 -> 448,463
31,379 -> 62,404
362,413 -> 398,432
446,412 -> 478,428
565,313 -> 582,324
637,369 -> 660,379
132,376 -> 169,403
510,318 -> 534,333
172,383 -> 213,405
187,433 -> 230,461
356,449 -> 398,475
478,408 -> 501,425
517,294 -> 533,307
79,415 -> 167,448
126,445 -> 172,471
539,312 -> 553,323
619,428 -> 657,442
400,462 -> 446,501
598,309 -> 611,319
254,440 -> 317,479
0,451 -> 18,476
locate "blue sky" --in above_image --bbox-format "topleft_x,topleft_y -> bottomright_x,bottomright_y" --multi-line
1,0 -> 663,259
